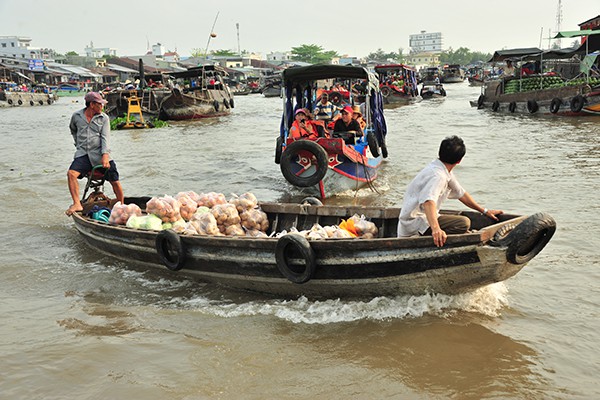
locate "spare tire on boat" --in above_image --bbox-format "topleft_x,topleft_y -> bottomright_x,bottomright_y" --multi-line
156,230 -> 186,271
275,234 -> 316,284
570,95 -> 585,113
550,98 -> 562,114
494,213 -> 556,265
280,140 -> 328,187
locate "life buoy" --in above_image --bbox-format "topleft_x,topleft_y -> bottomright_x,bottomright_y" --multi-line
527,100 -> 538,113
155,230 -> 186,271
508,102 -> 517,113
17,99 -> 23,105
367,132 -> 380,157
300,197 -> 323,206
229,99 -> 234,108
274,136 -> 282,164
550,98 -> 561,114
275,234 -> 316,284
495,213 -> 556,265
280,140 -> 328,187
570,95 -> 585,113
213,100 -> 220,111
477,94 -> 485,107
491,101 -> 500,111
7,99 -> 13,105
381,87 -> 391,97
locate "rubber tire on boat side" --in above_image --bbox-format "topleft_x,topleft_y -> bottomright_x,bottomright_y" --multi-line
527,100 -> 539,114
275,234 -> 316,284
213,100 -> 220,112
380,140 -> 388,158
550,98 -> 562,114
570,95 -> 585,113
499,213 -> 556,265
508,102 -> 517,113
274,136 -> 283,164
367,132 -> 380,157
477,94 -> 485,107
280,140 -> 328,187
491,101 -> 500,111
155,230 -> 186,271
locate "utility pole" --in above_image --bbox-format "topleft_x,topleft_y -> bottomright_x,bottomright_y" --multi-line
555,0 -> 563,48
236,23 -> 241,56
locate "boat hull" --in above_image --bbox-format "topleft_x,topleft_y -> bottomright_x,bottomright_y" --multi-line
72,201 -> 554,298
0,92 -> 57,107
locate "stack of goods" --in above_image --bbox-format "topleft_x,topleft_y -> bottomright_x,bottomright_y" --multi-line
279,214 -> 378,240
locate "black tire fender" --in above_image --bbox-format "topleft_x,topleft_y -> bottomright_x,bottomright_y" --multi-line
17,99 -> 23,105
275,234 -> 316,284
47,99 -> 52,105
381,87 -> 390,97
229,98 -> 234,108
550,98 -> 561,114
155,230 -> 186,271
7,99 -> 13,105
274,136 -> 283,164
477,94 -> 485,107
527,100 -> 538,113
491,101 -> 500,111
29,100 -> 34,106
380,140 -> 388,159
367,132 -> 380,157
223,99 -> 230,109
498,213 -> 556,265
508,101 -> 517,113
570,95 -> 585,113
38,100 -> 44,105
280,140 -> 328,187
213,100 -> 220,112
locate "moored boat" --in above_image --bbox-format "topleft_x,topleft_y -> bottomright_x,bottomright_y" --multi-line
0,90 -> 57,107
71,196 -> 556,299
441,64 -> 465,83
274,64 -> 388,199
472,30 -> 600,115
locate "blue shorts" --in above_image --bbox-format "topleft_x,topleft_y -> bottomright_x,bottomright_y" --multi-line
69,155 -> 120,182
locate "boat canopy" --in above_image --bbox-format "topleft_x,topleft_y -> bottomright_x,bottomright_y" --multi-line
169,65 -> 228,79
488,48 -> 543,62
374,64 -> 417,72
282,64 -> 379,86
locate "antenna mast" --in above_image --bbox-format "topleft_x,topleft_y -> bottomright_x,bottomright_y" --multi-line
236,23 -> 241,56
204,11 -> 220,58
555,0 -> 563,48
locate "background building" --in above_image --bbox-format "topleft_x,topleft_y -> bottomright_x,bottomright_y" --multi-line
409,31 -> 443,54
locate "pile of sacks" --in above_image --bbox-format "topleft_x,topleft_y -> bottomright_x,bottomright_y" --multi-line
107,192 -> 378,239
108,191 -> 270,237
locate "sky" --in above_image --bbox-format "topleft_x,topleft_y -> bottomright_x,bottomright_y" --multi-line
0,0 -> 596,58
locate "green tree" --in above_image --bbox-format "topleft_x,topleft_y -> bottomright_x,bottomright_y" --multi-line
291,44 -> 339,64
190,48 -> 205,58
65,51 -> 79,56
212,49 -> 238,56
440,47 -> 491,65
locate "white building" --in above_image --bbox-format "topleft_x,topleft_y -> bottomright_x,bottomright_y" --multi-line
84,41 -> 117,58
409,31 -> 443,54
0,36 -> 51,60
267,51 -> 291,62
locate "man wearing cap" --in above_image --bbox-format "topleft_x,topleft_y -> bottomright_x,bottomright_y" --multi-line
333,105 -> 362,136
65,92 -> 124,216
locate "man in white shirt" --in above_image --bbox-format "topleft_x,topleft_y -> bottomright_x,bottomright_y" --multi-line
397,136 -> 503,247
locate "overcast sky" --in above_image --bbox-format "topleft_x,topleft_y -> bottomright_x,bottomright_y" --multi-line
1,0 -> 596,58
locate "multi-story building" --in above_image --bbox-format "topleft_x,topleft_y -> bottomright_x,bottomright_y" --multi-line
409,31 -> 443,54
0,36 -> 52,60
84,41 -> 117,58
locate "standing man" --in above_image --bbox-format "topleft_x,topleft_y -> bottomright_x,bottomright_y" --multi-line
65,92 -> 124,215
397,136 -> 502,247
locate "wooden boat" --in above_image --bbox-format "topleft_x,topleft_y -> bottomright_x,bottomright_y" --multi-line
420,67 -> 441,85
274,64 -> 388,199
104,65 -> 234,121
374,64 -> 420,106
472,33 -> 600,115
71,197 -> 556,299
0,90 -> 57,107
420,83 -> 446,99
441,64 -> 465,83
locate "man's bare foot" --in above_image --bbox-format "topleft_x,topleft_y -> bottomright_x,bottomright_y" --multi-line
65,204 -> 83,216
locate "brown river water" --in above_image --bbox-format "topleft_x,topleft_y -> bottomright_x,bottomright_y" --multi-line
1,83 -> 599,399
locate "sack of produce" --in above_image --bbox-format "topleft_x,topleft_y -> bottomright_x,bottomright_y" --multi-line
162,218 -> 186,231
225,224 -> 245,236
211,203 -> 241,234
175,192 -> 198,221
126,214 -> 163,231
229,192 -> 258,213
146,195 -> 182,223
239,208 -> 269,232
189,211 -> 222,236
194,192 -> 227,208
349,214 -> 378,239
246,229 -> 269,238
303,223 -> 328,240
109,202 -> 142,225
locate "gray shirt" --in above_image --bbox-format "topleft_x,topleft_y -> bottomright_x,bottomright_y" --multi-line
69,108 -> 111,166
397,159 -> 465,237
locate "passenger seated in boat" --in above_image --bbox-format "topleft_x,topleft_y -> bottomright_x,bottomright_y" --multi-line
351,105 -> 366,131
313,93 -> 340,121
397,135 -> 503,247
333,106 -> 363,144
289,108 -> 319,140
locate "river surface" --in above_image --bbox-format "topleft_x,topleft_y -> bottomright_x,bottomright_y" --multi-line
1,83 -> 599,399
